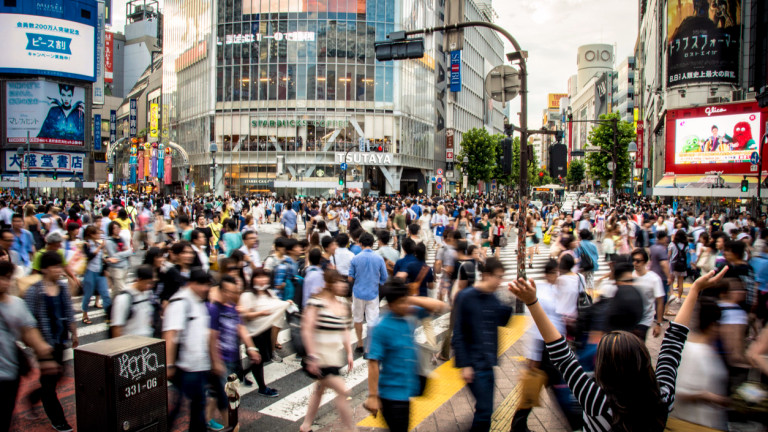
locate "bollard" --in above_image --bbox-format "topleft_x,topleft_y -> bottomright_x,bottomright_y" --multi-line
224,373 -> 240,432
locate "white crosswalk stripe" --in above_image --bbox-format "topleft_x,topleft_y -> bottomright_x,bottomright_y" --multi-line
66,240 -> 609,421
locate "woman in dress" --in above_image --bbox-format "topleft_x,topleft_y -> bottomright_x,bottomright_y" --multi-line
525,215 -> 536,269
490,213 -> 507,258
453,208 -> 472,240
299,269 -> 355,432
533,212 -> 544,255
478,213 -> 493,259
594,210 -> 606,243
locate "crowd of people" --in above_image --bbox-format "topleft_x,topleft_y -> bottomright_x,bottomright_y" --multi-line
0,192 -> 767,432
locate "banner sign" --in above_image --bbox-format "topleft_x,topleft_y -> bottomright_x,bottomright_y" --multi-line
547,93 -> 568,110
164,152 -> 172,185
6,80 -> 85,146
129,98 -> 137,136
94,114 -> 101,151
157,144 -> 165,179
149,103 -> 159,138
449,50 -> 461,92
93,1 -> 105,104
104,31 -> 113,83
594,72 -> 608,117
0,13 -> 96,81
667,0 -> 741,86
109,109 -> 116,146
636,121 -> 644,169
5,150 -> 85,173
137,146 -> 144,180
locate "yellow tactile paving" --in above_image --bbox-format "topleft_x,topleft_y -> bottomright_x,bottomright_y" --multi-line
358,315 -> 530,430
490,383 -> 522,432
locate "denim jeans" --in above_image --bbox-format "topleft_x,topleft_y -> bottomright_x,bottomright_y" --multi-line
81,269 -> 111,313
168,368 -> 208,432
467,368 -> 494,432
380,398 -> 410,432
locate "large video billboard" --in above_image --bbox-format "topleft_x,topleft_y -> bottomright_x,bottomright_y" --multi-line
0,13 -> 96,81
243,0 -> 366,14
6,80 -> 86,146
667,0 -> 741,87
665,101 -> 767,175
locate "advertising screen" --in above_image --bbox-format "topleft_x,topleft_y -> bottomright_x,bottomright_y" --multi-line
667,0 -> 741,87
243,0 -> 366,15
6,80 -> 86,146
0,13 -> 96,81
666,102 -> 766,175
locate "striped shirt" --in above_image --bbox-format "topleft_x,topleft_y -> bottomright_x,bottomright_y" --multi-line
545,322 -> 689,431
306,297 -> 351,331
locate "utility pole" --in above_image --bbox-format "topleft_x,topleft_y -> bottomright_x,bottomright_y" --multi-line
612,118 -> 619,206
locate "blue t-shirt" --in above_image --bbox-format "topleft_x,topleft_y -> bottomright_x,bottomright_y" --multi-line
208,302 -> 242,362
368,308 -> 429,401
393,254 -> 418,276
222,232 -> 244,257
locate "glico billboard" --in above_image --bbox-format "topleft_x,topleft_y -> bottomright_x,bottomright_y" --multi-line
0,0 -> 97,82
665,101 -> 767,175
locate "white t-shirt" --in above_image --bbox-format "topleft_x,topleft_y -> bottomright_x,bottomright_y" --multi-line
111,288 -> 154,338
555,274 -> 581,319
333,248 -> 355,276
430,214 -> 449,236
239,245 -> 261,281
671,342 -> 728,430
632,271 -> 666,326
326,210 -> 338,231
722,222 -> 738,236
718,301 -> 748,325
525,281 -> 566,362
163,288 -> 211,372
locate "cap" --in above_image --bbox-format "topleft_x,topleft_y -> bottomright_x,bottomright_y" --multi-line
736,233 -> 750,241
45,231 -> 64,244
189,267 -> 214,285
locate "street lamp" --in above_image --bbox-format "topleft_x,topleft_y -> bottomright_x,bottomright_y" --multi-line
209,142 -> 218,197
462,156 -> 469,194
298,168 -> 305,197
627,141 -> 638,200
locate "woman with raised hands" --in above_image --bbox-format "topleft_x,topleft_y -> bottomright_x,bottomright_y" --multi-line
508,265 -> 729,432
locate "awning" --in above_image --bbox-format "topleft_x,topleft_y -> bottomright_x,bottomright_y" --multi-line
653,174 -> 768,197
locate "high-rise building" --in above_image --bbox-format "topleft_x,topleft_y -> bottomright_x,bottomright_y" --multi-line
612,57 -> 635,123
566,44 -> 614,157
162,0 -> 505,197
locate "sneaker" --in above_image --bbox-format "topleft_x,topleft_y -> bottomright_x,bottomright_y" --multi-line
272,353 -> 283,363
52,423 -> 73,432
242,377 -> 254,387
258,387 -> 279,398
207,419 -> 225,431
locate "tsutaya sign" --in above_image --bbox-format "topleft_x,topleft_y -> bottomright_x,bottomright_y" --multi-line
251,119 -> 348,128
335,152 -> 394,165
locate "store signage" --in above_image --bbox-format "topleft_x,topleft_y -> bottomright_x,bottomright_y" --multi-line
109,109 -> 116,146
334,152 -> 394,165
94,114 -> 101,151
636,120 -> 643,169
149,103 -> 159,138
105,31 -> 113,83
251,119 -> 348,128
129,99 -> 137,136
5,150 -> 85,173
547,93 -> 568,110
218,32 -> 316,45
449,50 -> 461,92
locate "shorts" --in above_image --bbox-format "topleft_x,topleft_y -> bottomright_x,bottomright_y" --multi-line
672,271 -> 687,278
300,359 -> 342,380
352,296 -> 380,324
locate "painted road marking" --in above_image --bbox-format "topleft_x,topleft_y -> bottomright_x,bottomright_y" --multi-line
357,315 -> 530,430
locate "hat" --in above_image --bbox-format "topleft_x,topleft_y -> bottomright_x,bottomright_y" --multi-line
736,233 -> 750,241
189,267 -> 214,285
45,231 -> 64,244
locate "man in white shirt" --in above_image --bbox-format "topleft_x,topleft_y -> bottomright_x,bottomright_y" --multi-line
632,248 -> 666,339
0,201 -> 13,228
111,265 -> 155,338
722,216 -> 738,237
333,233 -> 356,276
430,205 -> 450,245
326,205 -> 340,237
239,231 -> 262,282
163,269 -> 222,432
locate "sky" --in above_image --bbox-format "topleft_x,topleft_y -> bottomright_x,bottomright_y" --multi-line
493,0 -> 639,128
107,0 -> 638,129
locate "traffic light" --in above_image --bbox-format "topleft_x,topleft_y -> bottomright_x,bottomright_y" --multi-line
52,170 -> 57,180
741,176 -> 749,193
539,171 -> 545,178
374,38 -> 425,61
501,137 -> 512,175
338,171 -> 344,186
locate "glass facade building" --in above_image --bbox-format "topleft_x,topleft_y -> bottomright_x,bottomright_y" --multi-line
163,0 -> 503,196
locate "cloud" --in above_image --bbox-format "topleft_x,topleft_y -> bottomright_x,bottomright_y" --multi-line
493,0 -> 638,128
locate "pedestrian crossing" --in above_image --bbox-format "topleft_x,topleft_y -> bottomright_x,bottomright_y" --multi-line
64,239 -> 610,428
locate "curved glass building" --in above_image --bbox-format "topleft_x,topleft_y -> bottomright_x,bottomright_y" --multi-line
163,0 -> 504,196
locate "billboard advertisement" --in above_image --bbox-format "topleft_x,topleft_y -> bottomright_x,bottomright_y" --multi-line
665,101 -> 767,175
93,1 -> 105,104
243,0 -> 366,14
667,0 -> 741,87
105,31 -> 113,83
449,51 -> 461,92
149,103 -> 159,138
5,150 -> 85,174
547,93 -> 568,110
594,72 -> 608,117
6,80 -> 85,146
0,13 -> 96,82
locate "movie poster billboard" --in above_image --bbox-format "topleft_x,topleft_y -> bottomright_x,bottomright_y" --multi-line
594,72 -> 608,117
104,32 -> 113,83
243,0 -> 366,14
665,102 -> 767,175
667,0 -> 741,87
6,80 -> 85,146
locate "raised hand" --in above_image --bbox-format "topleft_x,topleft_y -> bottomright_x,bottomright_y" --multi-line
508,278 -> 538,305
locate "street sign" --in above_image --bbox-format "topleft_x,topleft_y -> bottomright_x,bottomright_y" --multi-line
431,176 -> 437,182
484,65 -> 521,103
446,150 -> 454,160
446,170 -> 455,179
436,183 -> 443,190
340,162 -> 348,171
437,177 -> 443,183
436,168 -> 443,176
751,164 -> 759,172
449,181 -> 456,186
122,181 -> 126,187
750,152 -> 760,165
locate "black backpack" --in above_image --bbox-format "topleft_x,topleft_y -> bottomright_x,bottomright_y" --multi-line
578,246 -> 595,272
672,243 -> 687,273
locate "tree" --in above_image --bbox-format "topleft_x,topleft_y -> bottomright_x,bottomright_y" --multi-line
457,128 -> 498,184
566,159 -> 586,188
585,112 -> 636,189
492,136 -> 550,188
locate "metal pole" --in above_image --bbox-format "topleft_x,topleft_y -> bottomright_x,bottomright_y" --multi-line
212,152 -> 216,197
612,119 -> 618,207
758,124 -> 767,215
26,131 -> 30,199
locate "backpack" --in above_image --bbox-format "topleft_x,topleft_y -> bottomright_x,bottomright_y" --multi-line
108,291 -> 151,338
672,243 -> 688,273
578,246 -> 595,272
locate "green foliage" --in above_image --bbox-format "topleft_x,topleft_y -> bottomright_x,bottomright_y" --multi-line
491,136 -> 549,187
585,112 -> 636,187
457,128 -> 498,184
566,159 -> 586,187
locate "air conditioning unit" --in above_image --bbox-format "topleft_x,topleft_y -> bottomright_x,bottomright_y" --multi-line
731,90 -> 743,101
707,96 -> 725,104
745,91 -> 757,100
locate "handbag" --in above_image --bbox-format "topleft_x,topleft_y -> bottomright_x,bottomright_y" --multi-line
0,308 -> 33,377
518,367 -> 548,409
543,232 -> 552,245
